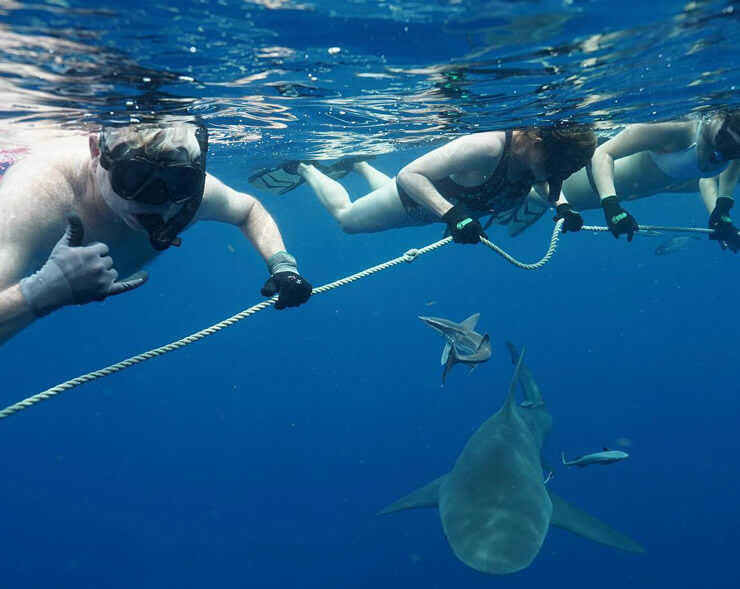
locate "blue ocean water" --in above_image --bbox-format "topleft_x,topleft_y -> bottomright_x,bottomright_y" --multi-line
1,0 -> 740,587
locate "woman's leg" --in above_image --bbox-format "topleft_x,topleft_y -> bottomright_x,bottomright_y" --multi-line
353,161 -> 392,190
297,163 -> 426,233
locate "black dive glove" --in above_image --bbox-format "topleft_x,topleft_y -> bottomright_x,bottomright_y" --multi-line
552,203 -> 583,233
601,196 -> 639,241
261,251 -> 312,309
709,197 -> 740,253
442,205 -> 487,244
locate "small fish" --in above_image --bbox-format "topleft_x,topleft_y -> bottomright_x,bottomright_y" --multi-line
419,313 -> 492,385
562,448 -> 629,468
654,234 -> 700,256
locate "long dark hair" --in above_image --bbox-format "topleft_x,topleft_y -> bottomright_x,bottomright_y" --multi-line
537,121 -> 597,178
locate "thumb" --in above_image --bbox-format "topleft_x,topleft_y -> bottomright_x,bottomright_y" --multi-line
261,277 -> 278,297
63,212 -> 85,247
106,271 -> 148,297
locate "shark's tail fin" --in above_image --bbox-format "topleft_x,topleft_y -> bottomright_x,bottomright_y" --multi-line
548,490 -> 645,554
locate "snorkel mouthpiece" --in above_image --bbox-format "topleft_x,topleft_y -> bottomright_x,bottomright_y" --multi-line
136,185 -> 202,251
136,214 -> 182,250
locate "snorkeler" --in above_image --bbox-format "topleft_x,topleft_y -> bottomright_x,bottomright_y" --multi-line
560,111 -> 740,248
250,123 -> 596,242
0,121 -> 313,346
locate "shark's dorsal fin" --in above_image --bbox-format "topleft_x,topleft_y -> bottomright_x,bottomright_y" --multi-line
506,341 -> 543,406
504,345 -> 526,411
548,490 -> 645,554
376,475 -> 448,516
460,313 -> 480,331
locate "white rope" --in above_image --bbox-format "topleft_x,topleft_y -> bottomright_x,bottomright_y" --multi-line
0,218 -> 707,421
0,222 -> 565,421
481,219 -> 563,269
583,224 -> 714,234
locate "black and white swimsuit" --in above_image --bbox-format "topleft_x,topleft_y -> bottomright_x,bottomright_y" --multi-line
396,131 -> 535,224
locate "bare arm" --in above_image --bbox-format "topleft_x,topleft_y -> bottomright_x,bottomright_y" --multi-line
0,163 -> 54,346
197,174 -> 287,261
0,285 -> 36,346
196,174 -> 312,308
591,123 -> 692,199
699,159 -> 740,213
396,133 -> 505,217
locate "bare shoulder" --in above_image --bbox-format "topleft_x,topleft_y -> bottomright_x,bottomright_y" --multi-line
1,136 -> 91,206
610,121 -> 695,152
0,136 -> 91,250
444,131 -> 506,158
410,131 -> 505,168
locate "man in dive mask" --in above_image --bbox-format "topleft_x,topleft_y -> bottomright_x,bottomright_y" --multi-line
0,121 -> 312,345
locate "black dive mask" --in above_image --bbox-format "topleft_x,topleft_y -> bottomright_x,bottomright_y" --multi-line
711,118 -> 740,164
99,123 -> 209,251
99,127 -> 207,205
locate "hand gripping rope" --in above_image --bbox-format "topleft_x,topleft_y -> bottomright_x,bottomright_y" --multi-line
0,221 -> 712,421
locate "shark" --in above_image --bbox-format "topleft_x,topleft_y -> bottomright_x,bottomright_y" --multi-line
418,313 -> 492,385
378,342 -> 644,575
562,448 -> 630,468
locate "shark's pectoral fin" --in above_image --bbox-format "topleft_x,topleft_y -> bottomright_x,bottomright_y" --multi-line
441,343 -> 451,366
377,475 -> 448,516
442,348 -> 457,385
548,490 -> 645,554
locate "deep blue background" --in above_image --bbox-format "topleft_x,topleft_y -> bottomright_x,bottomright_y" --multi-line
2,0 -> 740,586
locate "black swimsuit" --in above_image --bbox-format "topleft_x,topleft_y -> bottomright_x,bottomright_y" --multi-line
396,131 -> 535,224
